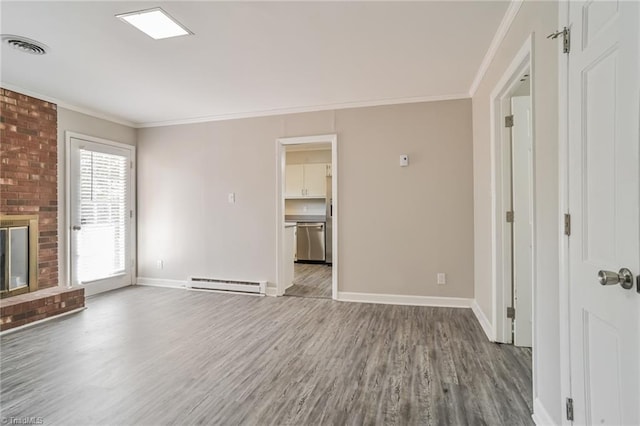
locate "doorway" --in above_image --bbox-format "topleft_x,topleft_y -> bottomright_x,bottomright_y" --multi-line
275,135 -> 337,299
66,132 -> 136,297
490,37 -> 535,348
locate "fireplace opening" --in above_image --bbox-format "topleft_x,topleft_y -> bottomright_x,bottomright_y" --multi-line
0,215 -> 38,298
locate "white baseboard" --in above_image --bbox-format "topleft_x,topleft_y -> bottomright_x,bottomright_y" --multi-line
265,286 -> 278,297
187,288 -> 264,297
532,398 -> 556,426
336,292 -> 473,308
137,277 -> 273,297
136,277 -> 187,289
0,307 -> 86,335
471,300 -> 495,341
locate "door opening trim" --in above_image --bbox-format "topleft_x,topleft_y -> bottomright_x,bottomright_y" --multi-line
558,3 -> 572,423
64,131 -> 136,295
490,35 -> 534,344
275,134 -> 338,299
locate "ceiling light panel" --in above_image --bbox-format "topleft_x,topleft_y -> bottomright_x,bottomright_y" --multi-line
116,8 -> 192,40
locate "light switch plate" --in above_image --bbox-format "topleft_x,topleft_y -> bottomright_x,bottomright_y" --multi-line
437,273 -> 446,285
228,192 -> 235,204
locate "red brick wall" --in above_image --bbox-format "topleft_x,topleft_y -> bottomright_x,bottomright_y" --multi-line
0,88 -> 58,289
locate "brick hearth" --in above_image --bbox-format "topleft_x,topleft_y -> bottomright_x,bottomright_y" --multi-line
0,287 -> 84,332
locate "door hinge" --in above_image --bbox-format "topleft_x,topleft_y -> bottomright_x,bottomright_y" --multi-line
505,115 -> 514,128
563,27 -> 571,53
506,211 -> 514,223
564,213 -> 571,236
507,306 -> 515,319
130,210 -> 133,218
130,161 -> 133,169
548,27 -> 570,54
566,397 -> 574,421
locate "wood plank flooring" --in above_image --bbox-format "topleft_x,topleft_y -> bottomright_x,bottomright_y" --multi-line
285,263 -> 332,299
0,286 -> 533,425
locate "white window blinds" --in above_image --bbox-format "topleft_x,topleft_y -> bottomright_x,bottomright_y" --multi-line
77,149 -> 127,283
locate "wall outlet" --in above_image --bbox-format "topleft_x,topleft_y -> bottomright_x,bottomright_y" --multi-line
228,192 -> 235,204
156,260 -> 163,269
437,273 -> 446,285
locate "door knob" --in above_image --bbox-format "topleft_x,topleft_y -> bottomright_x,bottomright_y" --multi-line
598,268 -> 634,290
72,225 -> 81,231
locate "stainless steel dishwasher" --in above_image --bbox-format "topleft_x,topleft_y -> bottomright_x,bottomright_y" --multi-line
296,222 -> 325,262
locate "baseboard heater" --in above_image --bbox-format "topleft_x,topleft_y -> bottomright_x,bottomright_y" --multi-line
187,277 -> 266,295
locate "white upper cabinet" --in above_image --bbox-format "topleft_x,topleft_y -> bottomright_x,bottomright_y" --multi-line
285,164 -> 304,198
303,163 -> 327,197
285,163 -> 328,198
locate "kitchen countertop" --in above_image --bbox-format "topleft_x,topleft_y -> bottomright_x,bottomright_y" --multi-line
285,215 -> 326,223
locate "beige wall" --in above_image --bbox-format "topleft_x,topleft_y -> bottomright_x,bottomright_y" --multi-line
57,109 -> 137,147
471,1 -> 560,422
56,107 -> 137,286
137,99 -> 474,298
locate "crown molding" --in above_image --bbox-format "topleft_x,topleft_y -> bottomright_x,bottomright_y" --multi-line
0,82 -> 136,128
468,0 -> 524,97
135,93 -> 470,128
1,82 -> 469,129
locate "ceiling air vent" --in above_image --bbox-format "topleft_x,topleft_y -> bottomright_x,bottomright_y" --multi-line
1,35 -> 48,55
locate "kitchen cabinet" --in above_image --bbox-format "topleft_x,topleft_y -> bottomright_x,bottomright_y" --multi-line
303,163 -> 326,197
285,164 -> 304,197
285,163 -> 328,198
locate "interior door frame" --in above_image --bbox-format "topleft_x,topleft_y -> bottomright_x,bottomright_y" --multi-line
489,35 -> 535,344
557,2 -> 571,424
275,134 -> 338,298
65,131 -> 136,296
510,94 -> 533,348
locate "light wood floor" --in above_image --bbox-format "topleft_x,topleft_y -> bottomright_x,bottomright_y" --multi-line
1,286 -> 533,425
285,263 -> 332,299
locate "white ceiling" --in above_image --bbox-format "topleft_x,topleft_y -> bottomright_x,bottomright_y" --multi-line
0,1 -> 509,127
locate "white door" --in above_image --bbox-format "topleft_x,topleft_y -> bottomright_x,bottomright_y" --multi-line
567,1 -> 639,424
511,95 -> 533,348
69,137 -> 135,296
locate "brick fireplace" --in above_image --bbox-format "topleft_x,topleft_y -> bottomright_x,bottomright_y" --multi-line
1,88 -> 58,289
0,88 -> 84,331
